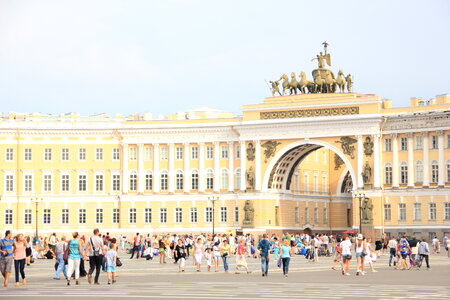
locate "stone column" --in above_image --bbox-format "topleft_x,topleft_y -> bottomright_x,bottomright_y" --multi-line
184,142 -> 190,193
214,141 -> 220,192
255,140 -> 261,191
137,143 -> 144,194
153,143 -> 159,193
199,143 -> 205,193
422,132 -> 429,188
438,130 -> 445,187
122,143 -> 129,194
373,134 -> 381,189
357,135 -> 364,188
169,143 -> 175,193
240,141 -> 246,191
407,133 -> 414,188
228,141 -> 234,192
392,133 -> 399,188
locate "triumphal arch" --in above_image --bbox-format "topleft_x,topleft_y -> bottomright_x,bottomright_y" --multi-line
1,45 -> 449,239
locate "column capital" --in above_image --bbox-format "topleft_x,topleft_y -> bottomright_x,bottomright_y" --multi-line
137,143 -> 144,148
213,141 -> 220,146
227,141 -> 235,146
391,133 -> 398,138
198,142 -> 205,147
168,143 -> 175,147
372,134 -> 380,139
253,139 -> 260,144
422,131 -> 429,137
153,143 -> 159,148
183,142 -> 189,147
356,135 -> 363,139
407,132 -> 414,138
437,130 -> 444,136
240,140 -> 246,146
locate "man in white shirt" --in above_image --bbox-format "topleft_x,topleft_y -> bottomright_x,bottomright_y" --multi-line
86,228 -> 104,285
388,236 -> 398,267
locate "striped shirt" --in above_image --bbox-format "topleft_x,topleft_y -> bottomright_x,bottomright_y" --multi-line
0,238 -> 14,258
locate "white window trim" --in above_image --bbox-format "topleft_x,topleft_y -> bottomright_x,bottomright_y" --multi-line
77,172 -> 88,194
94,172 -> 105,194
60,172 -> 70,194
78,148 -> 87,162
42,171 -> 53,194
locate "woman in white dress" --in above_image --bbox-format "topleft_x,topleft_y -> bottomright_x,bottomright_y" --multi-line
364,237 -> 377,272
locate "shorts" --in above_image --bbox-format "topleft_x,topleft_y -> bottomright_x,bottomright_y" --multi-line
107,266 -> 116,272
356,252 -> 364,258
0,258 -> 13,273
342,254 -> 352,260
400,253 -> 408,259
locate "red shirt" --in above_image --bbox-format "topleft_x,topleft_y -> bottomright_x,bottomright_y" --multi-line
237,244 -> 246,255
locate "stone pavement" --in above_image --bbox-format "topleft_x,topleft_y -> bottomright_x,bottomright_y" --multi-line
1,251 -> 449,299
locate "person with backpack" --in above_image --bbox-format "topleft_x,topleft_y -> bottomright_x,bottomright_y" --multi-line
86,228 -> 104,285
257,234 -> 271,277
397,235 -> 411,270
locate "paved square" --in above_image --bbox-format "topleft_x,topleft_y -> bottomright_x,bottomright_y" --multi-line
2,250 -> 449,299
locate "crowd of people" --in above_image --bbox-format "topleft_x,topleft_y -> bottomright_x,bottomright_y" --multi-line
1,229 -> 449,287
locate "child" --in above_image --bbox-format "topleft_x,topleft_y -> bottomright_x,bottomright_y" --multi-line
105,243 -> 117,284
205,248 -> 212,272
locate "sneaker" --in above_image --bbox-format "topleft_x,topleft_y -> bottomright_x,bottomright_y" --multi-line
112,280 -> 116,284
345,273 -> 350,276
262,273 -> 265,277
87,274 -> 93,284
108,281 -> 111,285
67,280 -> 70,286
53,277 -> 60,280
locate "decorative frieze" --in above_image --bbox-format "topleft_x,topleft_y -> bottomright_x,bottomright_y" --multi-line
260,106 -> 359,120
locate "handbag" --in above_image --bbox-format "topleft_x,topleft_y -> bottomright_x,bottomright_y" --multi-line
63,242 -> 69,262
116,257 -> 123,267
90,237 -> 100,256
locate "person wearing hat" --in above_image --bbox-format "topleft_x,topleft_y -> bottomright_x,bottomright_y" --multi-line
355,234 -> 366,276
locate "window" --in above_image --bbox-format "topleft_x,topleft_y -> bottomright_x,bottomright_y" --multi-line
304,173 -> 309,192
176,170 -> 183,190
129,208 -> 137,223
5,209 -> 13,225
206,169 -> 214,189
160,208 -> 167,223
400,161 -> 408,184
79,148 -> 86,161
414,203 -> 421,221
400,137 -> 407,151
235,169 -> 241,190
429,203 -> 436,220
176,147 -> 183,160
175,208 -> 182,223
323,208 -> 328,224
431,161 -> 439,183
96,174 -> 104,192
24,209 -> 32,225
220,169 -> 229,190
322,174 -> 327,193
5,174 -> 14,192
236,145 -> 240,159
24,175 -> 33,192
189,207 -> 198,223
384,138 -> 392,152
205,207 -> 213,223
431,135 -> 438,149
160,147 -> 168,160
129,171 -> 137,191
191,170 -> 199,190
304,207 -> 309,224
113,148 -> 120,161
6,148 -> 13,161
398,203 -> 406,221
191,146 -> 198,159
112,208 -> 120,224
384,204 -> 391,221
144,147 -> 152,161
96,148 -> 103,161
61,209 -> 69,224
221,145 -> 228,159
24,148 -> 32,161
416,136 -> 423,150
447,135 -> 450,149
160,171 -> 168,191
112,175 -> 120,192
145,208 -> 152,223
314,207 -> 319,224
294,173 -> 299,191
79,209 -> 86,224
96,208 -> 103,223
78,175 -> 87,192
206,145 -> 213,159
220,207 -> 227,222
61,174 -> 69,192
385,163 -> 392,185
234,206 -> 239,223
447,160 -> 450,182
43,174 -> 52,192
129,147 -> 137,160
145,172 -> 153,190
445,203 -> 450,220
416,161 -> 423,183
44,148 -> 52,161
61,148 -> 69,161
295,207 -> 300,224
313,174 -> 318,192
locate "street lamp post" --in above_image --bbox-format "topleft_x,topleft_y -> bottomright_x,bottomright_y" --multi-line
208,195 -> 219,236
353,191 -> 365,234
31,197 -> 43,243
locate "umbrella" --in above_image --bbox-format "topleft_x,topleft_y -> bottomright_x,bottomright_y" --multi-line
343,230 -> 357,234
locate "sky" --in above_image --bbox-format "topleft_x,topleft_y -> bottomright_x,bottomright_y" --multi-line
0,0 -> 449,117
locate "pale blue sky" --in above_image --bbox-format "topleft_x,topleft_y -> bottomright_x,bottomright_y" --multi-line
0,0 -> 449,116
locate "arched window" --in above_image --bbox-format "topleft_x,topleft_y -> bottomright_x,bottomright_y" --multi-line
400,161 -> 408,184
145,171 -> 153,190
160,170 -> 168,191
431,160 -> 439,183
206,169 -> 214,190
129,171 -> 137,191
176,170 -> 183,190
220,169 -> 229,190
385,163 -> 392,185
415,161 -> 423,183
235,168 -> 241,190
191,169 -> 199,190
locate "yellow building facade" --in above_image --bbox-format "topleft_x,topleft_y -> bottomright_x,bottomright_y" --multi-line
1,93 -> 450,239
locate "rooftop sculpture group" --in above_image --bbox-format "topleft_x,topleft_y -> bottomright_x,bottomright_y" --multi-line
269,42 -> 353,96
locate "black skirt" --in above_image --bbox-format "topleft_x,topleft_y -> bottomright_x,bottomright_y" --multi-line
25,247 -> 32,257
